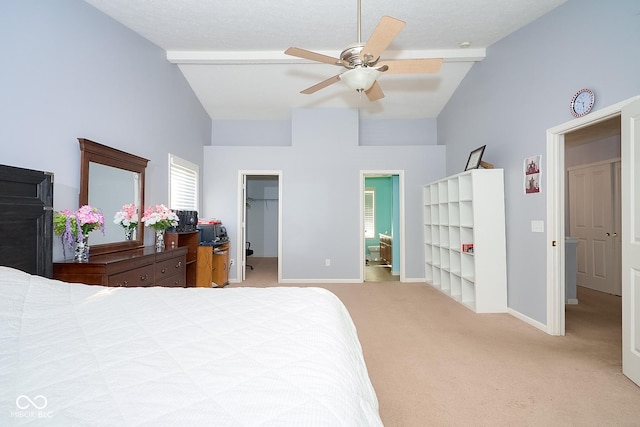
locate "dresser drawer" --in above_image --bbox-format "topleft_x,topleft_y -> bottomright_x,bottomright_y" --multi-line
154,273 -> 186,288
155,256 -> 185,279
108,264 -> 155,287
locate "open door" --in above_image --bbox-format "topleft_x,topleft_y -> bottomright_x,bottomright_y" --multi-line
621,96 -> 640,386
241,173 -> 248,281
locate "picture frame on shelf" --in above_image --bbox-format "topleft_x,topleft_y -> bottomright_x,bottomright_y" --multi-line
464,145 -> 487,171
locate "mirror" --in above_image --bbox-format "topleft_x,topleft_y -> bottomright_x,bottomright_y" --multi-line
79,138 -> 149,256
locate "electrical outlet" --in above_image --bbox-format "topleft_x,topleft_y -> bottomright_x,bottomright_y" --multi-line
325,259 -> 331,267
229,259 -> 234,266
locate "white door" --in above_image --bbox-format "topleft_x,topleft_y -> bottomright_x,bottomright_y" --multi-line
241,174 -> 248,280
613,162 -> 622,296
621,97 -> 640,386
568,162 -> 618,295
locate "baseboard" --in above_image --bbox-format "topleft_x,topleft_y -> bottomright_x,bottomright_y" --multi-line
507,307 -> 548,333
566,298 -> 579,305
279,278 -> 362,284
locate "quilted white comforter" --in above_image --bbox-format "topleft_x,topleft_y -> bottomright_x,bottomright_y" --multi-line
0,267 -> 382,426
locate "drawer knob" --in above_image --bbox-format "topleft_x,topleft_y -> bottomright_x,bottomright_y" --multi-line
140,273 -> 148,281
161,268 -> 167,273
175,261 -> 182,268
120,280 -> 128,287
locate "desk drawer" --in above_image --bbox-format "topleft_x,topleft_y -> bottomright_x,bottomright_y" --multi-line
108,265 -> 155,287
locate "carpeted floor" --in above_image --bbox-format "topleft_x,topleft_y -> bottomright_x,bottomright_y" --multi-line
231,257 -> 640,426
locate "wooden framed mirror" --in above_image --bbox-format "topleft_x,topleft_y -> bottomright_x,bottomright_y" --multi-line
79,138 -> 149,256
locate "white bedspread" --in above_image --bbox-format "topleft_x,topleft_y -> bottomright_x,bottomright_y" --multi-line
0,267 -> 382,426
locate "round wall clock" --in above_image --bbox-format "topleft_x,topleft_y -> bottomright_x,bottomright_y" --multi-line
570,88 -> 595,117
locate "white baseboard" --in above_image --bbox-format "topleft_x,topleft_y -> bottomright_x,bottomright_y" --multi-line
507,307 -> 548,333
279,278 -> 362,284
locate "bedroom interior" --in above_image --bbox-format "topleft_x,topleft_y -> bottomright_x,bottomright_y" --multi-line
2,0 -> 640,425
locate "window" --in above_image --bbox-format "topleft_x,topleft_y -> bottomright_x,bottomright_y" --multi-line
364,188 -> 375,238
168,154 -> 199,211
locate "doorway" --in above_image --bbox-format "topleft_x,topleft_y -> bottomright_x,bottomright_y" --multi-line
565,121 -> 621,298
546,98 -> 632,336
238,171 -> 282,283
563,120 -> 622,356
361,171 -> 404,282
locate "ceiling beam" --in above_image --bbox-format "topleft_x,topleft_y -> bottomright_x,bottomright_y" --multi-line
166,49 -> 485,64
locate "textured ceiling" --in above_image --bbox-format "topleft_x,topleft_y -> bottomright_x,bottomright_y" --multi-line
83,0 -> 567,120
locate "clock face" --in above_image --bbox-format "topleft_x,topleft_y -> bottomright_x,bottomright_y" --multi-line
570,89 -> 595,117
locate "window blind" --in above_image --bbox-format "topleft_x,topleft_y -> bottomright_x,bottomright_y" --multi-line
364,189 -> 375,239
169,154 -> 198,211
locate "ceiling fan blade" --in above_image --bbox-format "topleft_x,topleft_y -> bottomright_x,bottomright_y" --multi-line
377,58 -> 443,74
300,74 -> 342,94
360,16 -> 405,62
285,47 -> 342,66
365,81 -> 385,101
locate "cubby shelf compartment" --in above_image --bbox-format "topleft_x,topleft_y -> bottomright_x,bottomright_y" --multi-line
422,169 -> 507,314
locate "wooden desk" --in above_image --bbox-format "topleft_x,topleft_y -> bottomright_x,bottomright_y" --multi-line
53,246 -> 188,288
195,242 -> 230,287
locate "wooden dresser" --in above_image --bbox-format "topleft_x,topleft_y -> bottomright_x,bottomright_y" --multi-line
164,231 -> 199,286
53,246 -> 188,288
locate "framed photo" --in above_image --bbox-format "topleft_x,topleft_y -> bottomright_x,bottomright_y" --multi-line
465,145 -> 486,171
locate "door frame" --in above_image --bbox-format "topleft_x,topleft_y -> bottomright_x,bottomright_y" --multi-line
236,170 -> 282,283
546,97 -> 639,336
360,170 -> 405,282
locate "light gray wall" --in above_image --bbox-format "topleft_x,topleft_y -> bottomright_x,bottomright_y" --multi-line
437,0 -> 640,323
204,108 -> 445,282
1,0 -> 211,261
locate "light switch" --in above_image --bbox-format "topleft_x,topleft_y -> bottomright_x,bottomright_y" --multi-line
531,220 -> 544,233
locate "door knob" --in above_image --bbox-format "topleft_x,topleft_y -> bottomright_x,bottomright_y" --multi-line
606,232 -> 611,236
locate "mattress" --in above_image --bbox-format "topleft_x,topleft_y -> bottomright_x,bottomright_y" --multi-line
0,267 -> 382,426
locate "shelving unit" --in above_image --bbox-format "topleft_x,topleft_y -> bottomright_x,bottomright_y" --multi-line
423,169 -> 507,313
164,231 -> 199,287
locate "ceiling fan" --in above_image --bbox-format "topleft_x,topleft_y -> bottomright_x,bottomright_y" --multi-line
284,0 -> 443,101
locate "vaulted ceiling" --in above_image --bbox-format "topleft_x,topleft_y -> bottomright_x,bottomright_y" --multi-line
83,0 -> 567,120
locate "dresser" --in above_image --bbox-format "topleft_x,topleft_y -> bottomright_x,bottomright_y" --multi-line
165,231 -> 199,286
53,246 -> 188,287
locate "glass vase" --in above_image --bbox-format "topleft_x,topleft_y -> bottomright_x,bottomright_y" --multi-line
155,230 -> 165,252
74,234 -> 89,262
124,227 -> 135,240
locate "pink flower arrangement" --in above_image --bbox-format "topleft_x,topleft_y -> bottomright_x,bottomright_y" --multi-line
141,204 -> 179,231
53,205 -> 105,248
113,203 -> 139,231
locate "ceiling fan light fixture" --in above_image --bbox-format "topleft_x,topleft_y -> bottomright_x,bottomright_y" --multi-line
340,67 -> 380,92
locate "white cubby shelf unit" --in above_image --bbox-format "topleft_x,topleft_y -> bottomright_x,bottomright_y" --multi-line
422,168 -> 507,313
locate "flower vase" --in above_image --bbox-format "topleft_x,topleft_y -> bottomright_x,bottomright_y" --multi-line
74,234 -> 89,262
155,230 -> 165,252
124,228 -> 135,240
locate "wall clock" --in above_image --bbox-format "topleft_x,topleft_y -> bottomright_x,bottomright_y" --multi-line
570,88 -> 595,117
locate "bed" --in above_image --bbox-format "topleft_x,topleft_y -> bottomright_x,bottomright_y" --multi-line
0,266 -> 382,425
